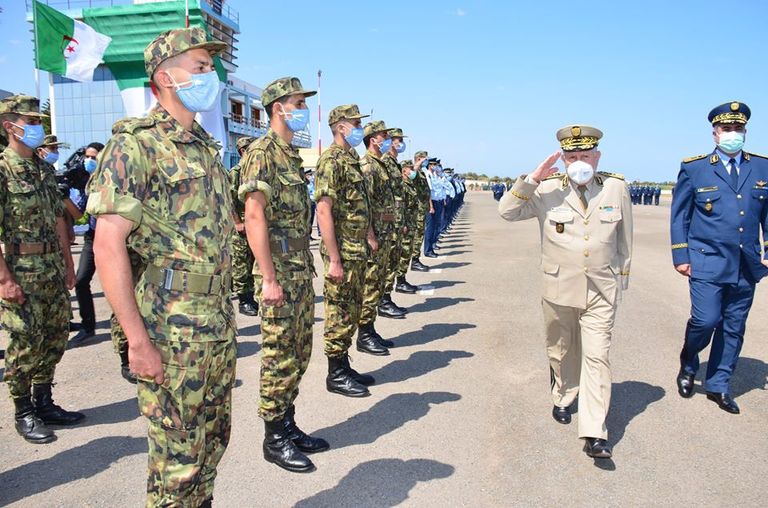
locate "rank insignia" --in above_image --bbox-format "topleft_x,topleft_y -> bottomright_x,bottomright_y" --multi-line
571,126 -> 581,137
731,102 -> 740,111
555,223 -> 565,234
704,202 -> 713,212
756,180 -> 767,188
600,205 -> 615,211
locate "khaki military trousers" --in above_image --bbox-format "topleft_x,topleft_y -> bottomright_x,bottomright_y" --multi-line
541,280 -> 615,440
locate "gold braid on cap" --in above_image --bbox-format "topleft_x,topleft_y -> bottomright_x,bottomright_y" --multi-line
559,136 -> 599,151
711,112 -> 747,124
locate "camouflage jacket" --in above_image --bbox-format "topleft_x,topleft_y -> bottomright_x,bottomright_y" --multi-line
314,143 -> 371,261
86,105 -> 235,341
0,147 -> 65,279
400,177 -> 419,229
238,129 -> 313,281
361,152 -> 396,240
381,153 -> 406,228
412,167 -> 431,211
229,162 -> 245,220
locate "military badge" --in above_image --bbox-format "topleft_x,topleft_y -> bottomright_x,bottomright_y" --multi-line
555,223 -> 565,234
571,126 -> 581,137
730,102 -> 740,111
704,202 -> 713,212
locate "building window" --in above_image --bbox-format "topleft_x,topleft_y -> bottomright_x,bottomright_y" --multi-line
231,101 -> 243,123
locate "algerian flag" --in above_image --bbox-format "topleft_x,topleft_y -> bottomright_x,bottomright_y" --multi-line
33,0 -> 111,82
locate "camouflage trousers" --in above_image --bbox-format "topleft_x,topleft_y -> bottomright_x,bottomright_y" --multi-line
231,232 -> 255,296
384,231 -> 402,294
322,256 -> 366,358
138,338 -> 236,508
397,227 -> 418,277
1,268 -> 70,398
412,207 -> 428,259
256,277 -> 314,421
359,236 -> 394,326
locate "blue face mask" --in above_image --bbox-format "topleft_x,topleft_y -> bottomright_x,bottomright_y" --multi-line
84,158 -> 98,174
279,105 -> 310,132
344,126 -> 364,147
408,170 -> 417,180
718,131 -> 745,153
169,70 -> 221,113
12,122 -> 45,149
378,138 -> 392,154
395,140 -> 407,154
43,150 -> 59,165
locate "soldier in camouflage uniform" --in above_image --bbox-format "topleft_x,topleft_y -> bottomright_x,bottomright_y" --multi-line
1,95 -> 82,445
315,104 -> 379,398
394,159 -> 421,293
358,120 -> 400,355
35,134 -> 70,168
229,136 -> 258,316
86,28 -> 237,507
410,150 -> 433,271
379,128 -> 414,318
238,76 -> 329,473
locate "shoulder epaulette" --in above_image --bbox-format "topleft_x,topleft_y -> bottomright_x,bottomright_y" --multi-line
682,154 -> 708,164
111,116 -> 154,135
598,171 -> 625,180
746,152 -> 768,160
543,172 -> 564,181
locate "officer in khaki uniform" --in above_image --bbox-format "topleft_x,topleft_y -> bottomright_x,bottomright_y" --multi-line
499,125 -> 632,459
87,28 -> 237,507
315,104 -> 379,398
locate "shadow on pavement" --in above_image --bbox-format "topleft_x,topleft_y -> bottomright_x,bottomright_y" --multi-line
313,391 -> 461,450
367,350 -> 474,386
77,397 -> 139,429
406,297 -> 474,314
238,323 -> 261,338
293,458 -> 455,507
438,250 -> 470,256
418,280 -> 466,290
391,323 -> 477,348
428,261 -> 471,270
700,357 -> 767,398
237,339 -> 261,359
607,380 -> 665,447
0,436 -> 146,506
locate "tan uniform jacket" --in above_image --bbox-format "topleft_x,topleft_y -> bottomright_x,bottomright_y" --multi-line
499,172 -> 633,309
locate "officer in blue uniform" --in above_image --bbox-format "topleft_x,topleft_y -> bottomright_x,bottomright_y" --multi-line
671,101 -> 768,414
654,185 -> 661,205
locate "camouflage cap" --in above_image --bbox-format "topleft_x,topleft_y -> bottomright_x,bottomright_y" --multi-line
144,27 -> 227,78
328,104 -> 369,126
400,159 -> 414,168
389,128 -> 407,139
0,95 -> 48,118
363,120 -> 395,139
556,124 -> 603,152
42,134 -> 70,149
236,136 -> 255,152
414,150 -> 428,159
261,77 -> 316,107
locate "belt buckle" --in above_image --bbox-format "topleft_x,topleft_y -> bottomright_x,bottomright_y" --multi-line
163,268 -> 175,291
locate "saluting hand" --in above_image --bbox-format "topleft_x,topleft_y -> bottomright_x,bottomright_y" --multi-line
530,151 -> 562,183
262,279 -> 285,307
675,263 -> 691,277
0,278 -> 25,304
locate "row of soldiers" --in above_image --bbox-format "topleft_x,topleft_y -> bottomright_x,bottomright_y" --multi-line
0,28 -> 466,507
629,184 -> 661,205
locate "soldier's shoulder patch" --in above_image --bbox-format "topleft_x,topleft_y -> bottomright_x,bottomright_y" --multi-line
543,172 -> 565,181
746,152 -> 768,160
598,171 -> 625,180
111,116 -> 154,135
682,154 -> 708,164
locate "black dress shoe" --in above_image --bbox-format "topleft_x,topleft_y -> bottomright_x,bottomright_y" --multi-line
583,438 -> 612,459
552,406 -> 571,424
676,369 -> 695,398
239,300 -> 259,316
424,251 -> 438,258
69,328 -> 95,344
69,322 -> 82,332
411,259 -> 430,272
706,392 -> 740,414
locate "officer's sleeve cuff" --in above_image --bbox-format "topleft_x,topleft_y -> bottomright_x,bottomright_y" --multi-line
314,187 -> 336,202
86,190 -> 142,227
238,180 -> 272,204
671,243 -> 690,265
510,176 -> 538,201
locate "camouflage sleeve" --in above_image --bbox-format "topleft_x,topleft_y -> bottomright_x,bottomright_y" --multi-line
85,132 -> 148,227
228,165 -> 241,204
314,154 -> 338,202
0,165 -> 6,228
238,147 -> 273,203
42,170 -> 64,218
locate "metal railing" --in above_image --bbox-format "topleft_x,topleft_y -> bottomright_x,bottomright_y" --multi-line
230,113 -> 268,130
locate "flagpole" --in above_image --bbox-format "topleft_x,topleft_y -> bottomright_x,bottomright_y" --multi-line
317,69 -> 322,155
32,0 -> 40,98
185,0 -> 189,27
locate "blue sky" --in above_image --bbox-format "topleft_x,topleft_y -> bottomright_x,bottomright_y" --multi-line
2,0 -> 768,181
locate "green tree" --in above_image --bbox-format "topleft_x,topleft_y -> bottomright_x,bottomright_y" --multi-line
41,100 -> 52,135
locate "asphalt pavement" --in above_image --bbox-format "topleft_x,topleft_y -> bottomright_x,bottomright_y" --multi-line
1,192 -> 767,507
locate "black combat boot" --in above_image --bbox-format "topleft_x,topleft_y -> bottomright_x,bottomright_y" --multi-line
32,383 -> 85,426
377,295 -> 406,319
238,292 -> 259,317
383,294 -> 408,314
370,323 -> 394,348
14,396 -> 56,444
119,350 -> 137,384
411,257 -> 430,272
284,405 -> 330,453
263,418 -> 315,473
326,356 -> 370,397
395,276 -> 419,294
357,324 -> 390,356
199,497 -> 212,508
343,354 -> 375,386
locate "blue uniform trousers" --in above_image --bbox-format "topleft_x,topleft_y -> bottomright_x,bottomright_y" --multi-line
682,265 -> 756,393
424,200 -> 443,254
